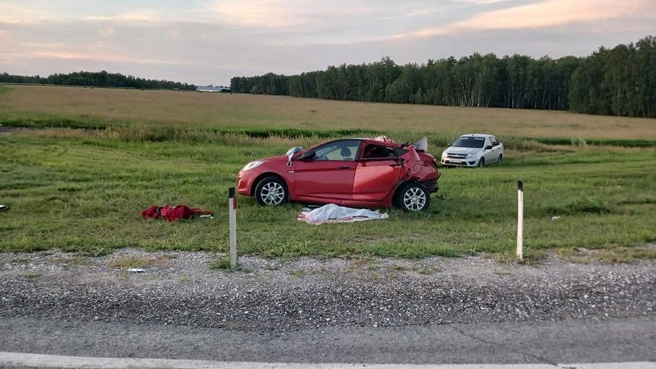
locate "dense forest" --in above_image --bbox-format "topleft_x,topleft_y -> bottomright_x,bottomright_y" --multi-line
0,71 -> 196,91
231,35 -> 656,118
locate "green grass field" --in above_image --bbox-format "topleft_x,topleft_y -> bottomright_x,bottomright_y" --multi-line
1,85 -> 655,261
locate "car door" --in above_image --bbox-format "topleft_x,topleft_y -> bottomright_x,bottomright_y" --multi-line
490,137 -> 502,163
483,137 -> 496,163
292,140 -> 361,201
352,143 -> 402,202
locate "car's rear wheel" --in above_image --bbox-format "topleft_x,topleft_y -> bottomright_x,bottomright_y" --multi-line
254,176 -> 288,206
394,182 -> 430,212
478,158 -> 485,167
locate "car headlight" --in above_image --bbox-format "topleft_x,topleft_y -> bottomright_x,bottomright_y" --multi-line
241,160 -> 265,171
466,153 -> 478,158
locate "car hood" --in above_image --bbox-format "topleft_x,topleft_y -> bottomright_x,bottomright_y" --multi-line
255,155 -> 288,163
443,147 -> 483,155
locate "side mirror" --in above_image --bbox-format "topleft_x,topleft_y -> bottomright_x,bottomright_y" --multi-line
299,149 -> 316,161
285,146 -> 302,156
485,145 -> 493,150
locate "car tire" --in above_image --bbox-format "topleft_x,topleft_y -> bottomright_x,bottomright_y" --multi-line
478,158 -> 485,167
498,154 -> 503,163
254,176 -> 289,206
394,182 -> 430,212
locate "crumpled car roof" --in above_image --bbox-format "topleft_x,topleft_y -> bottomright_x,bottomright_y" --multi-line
372,135 -> 395,143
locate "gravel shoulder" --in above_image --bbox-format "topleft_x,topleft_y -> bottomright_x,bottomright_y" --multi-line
1,248 -> 654,333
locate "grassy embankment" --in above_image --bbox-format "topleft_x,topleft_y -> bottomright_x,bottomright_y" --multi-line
1,85 -> 655,261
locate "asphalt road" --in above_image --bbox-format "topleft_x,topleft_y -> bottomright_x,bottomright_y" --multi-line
2,250 -> 655,367
1,315 -> 654,367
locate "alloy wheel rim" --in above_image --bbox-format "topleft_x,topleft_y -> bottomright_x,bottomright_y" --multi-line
403,187 -> 426,211
260,182 -> 285,205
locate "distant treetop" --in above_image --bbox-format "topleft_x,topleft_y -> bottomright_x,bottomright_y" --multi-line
0,70 -> 197,91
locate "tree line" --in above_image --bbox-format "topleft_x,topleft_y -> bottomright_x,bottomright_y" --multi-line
0,70 -> 197,91
231,35 -> 656,118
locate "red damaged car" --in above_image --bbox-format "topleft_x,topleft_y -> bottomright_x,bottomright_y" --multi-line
236,136 -> 440,212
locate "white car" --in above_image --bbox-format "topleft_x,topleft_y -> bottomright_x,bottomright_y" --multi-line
440,134 -> 504,168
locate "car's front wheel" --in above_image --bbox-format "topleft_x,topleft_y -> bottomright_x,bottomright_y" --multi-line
478,158 -> 485,167
254,176 -> 289,206
394,182 -> 430,212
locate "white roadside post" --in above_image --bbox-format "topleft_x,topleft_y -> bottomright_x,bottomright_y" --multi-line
517,181 -> 524,261
228,187 -> 237,269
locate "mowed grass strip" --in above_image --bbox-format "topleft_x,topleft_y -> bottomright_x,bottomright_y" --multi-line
1,132 -> 654,258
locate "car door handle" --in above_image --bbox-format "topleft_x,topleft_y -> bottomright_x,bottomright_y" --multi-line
338,166 -> 350,170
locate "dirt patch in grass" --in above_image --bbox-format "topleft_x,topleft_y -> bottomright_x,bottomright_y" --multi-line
554,245 -> 656,264
593,246 -> 656,264
20,270 -> 41,279
107,256 -> 168,270
47,256 -> 97,267
209,256 -> 234,271
555,248 -> 592,264
0,126 -> 37,134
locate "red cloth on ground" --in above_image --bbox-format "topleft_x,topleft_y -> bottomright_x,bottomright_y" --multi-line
141,205 -> 161,219
141,204 -> 213,222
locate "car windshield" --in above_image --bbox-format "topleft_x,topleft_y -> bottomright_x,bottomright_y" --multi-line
452,137 -> 485,148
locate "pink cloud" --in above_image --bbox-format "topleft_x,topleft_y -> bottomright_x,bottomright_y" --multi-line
210,0 -> 383,29
83,12 -> 164,24
20,42 -> 75,50
212,0 -> 300,27
27,50 -> 199,66
396,0 -> 655,38
4,40 -> 194,66
456,0 -> 512,4
2,45 -> 255,70
99,28 -> 115,37
0,4 -> 75,24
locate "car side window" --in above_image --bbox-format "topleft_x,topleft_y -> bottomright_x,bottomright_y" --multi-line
314,140 -> 361,161
492,137 -> 500,147
362,144 -> 395,159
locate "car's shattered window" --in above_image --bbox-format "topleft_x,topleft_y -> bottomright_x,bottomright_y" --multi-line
362,144 -> 395,159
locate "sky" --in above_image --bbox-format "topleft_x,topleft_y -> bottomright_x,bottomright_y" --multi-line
0,0 -> 655,86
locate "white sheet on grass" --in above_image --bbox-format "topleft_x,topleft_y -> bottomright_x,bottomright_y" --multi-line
297,204 -> 388,225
